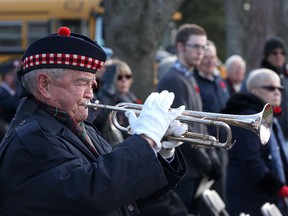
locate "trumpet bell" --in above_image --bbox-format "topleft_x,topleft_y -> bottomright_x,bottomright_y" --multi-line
181,103 -> 273,145
258,104 -> 273,145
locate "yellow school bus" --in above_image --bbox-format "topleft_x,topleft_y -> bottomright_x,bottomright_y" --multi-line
0,0 -> 104,63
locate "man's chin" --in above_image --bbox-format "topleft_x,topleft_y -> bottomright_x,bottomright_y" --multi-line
75,111 -> 89,123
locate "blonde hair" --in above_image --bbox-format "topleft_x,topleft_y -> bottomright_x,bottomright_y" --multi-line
110,59 -> 132,76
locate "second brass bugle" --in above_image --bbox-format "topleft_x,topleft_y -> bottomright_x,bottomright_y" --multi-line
86,101 -> 273,150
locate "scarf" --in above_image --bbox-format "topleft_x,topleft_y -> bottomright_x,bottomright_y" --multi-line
270,120 -> 286,184
33,98 -> 99,157
272,119 -> 288,215
173,60 -> 194,77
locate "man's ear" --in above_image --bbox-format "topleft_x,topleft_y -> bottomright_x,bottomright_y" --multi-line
37,74 -> 52,98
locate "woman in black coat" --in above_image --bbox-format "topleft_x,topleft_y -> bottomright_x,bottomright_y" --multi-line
93,59 -> 142,146
222,68 -> 288,216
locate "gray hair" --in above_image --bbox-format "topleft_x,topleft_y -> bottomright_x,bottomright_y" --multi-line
21,68 -> 69,95
225,55 -> 246,74
246,68 -> 279,92
206,40 -> 216,49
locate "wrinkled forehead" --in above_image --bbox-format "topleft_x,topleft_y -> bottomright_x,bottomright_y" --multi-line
60,69 -> 96,81
230,60 -> 244,68
204,45 -> 217,57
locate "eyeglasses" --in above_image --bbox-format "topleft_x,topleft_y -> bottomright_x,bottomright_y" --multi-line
271,51 -> 286,56
185,43 -> 207,50
261,85 -> 284,92
117,74 -> 132,81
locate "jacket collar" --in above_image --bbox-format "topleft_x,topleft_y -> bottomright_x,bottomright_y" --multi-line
8,97 -> 98,161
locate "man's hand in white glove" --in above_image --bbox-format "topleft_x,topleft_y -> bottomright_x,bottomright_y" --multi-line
159,119 -> 188,159
125,90 -> 183,152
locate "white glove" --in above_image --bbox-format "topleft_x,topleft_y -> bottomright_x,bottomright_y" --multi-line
125,90 -> 183,152
159,119 -> 188,159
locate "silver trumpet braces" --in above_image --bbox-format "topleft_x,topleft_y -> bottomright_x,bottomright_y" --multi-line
86,101 -> 273,150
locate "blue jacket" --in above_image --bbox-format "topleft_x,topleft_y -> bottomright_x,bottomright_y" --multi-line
193,71 -> 229,113
0,98 -> 186,216
0,85 -> 20,123
222,93 -> 286,216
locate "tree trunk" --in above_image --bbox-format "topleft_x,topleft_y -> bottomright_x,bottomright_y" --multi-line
103,0 -> 184,100
226,0 -> 280,73
278,0 -> 288,47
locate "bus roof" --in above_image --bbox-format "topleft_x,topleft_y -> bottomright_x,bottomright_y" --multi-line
0,0 -> 104,20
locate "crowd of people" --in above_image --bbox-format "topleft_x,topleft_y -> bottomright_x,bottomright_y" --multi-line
156,24 -> 288,216
1,23 -> 288,216
0,59 -> 21,140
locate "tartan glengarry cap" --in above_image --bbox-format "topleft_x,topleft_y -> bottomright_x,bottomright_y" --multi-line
20,27 -> 107,75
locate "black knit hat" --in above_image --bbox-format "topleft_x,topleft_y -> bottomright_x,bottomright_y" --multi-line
263,37 -> 286,58
19,27 -> 106,75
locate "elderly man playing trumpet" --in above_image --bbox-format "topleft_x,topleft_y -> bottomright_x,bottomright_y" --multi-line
0,27 -> 187,216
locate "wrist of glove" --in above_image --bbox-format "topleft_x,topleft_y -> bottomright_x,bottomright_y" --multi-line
125,91 -> 184,152
159,120 -> 188,159
278,186 -> 288,197
159,148 -> 176,159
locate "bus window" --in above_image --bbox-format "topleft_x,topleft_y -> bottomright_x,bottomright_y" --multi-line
0,21 -> 22,52
58,20 -> 81,33
57,19 -> 89,36
0,0 -> 105,63
27,21 -> 50,45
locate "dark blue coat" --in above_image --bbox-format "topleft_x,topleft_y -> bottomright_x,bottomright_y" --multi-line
193,71 -> 229,113
157,66 -> 209,178
222,93 -> 285,216
0,98 -> 186,216
0,85 -> 20,123
0,85 -> 21,140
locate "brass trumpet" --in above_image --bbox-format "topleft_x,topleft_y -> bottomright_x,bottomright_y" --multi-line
86,101 -> 273,149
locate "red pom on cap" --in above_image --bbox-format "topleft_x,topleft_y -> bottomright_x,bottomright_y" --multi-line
58,27 -> 71,36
